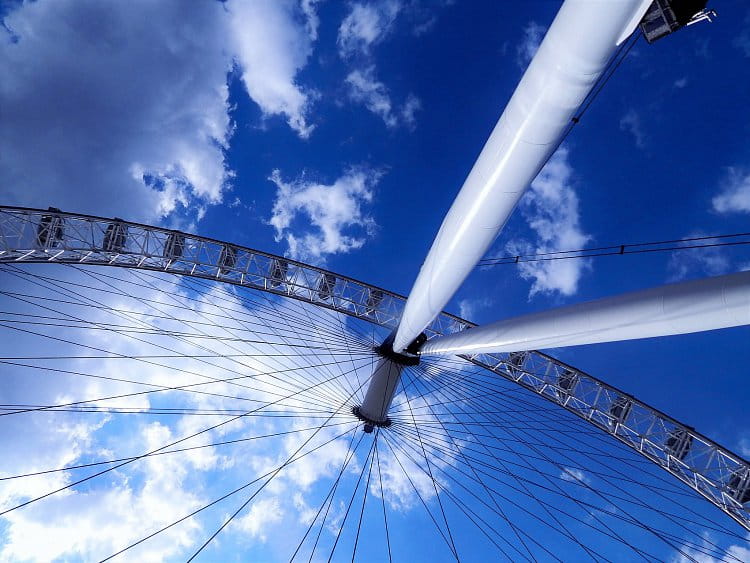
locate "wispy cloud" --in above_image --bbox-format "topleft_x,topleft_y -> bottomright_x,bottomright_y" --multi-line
233,498 -> 284,541
674,77 -> 688,88
712,168 -> 750,214
739,434 -> 750,458
670,533 -> 750,563
0,0 -> 237,225
458,297 -> 494,322
345,67 -> 421,129
0,0 -> 322,226
560,467 -> 592,486
268,167 -> 381,262
337,0 -> 402,58
228,0 -> 320,139
667,169 -> 750,280
516,21 -> 546,68
733,12 -> 750,57
619,109 -> 647,149
506,148 -> 592,298
301,0 -> 322,41
667,234 -> 732,282
337,1 -> 423,129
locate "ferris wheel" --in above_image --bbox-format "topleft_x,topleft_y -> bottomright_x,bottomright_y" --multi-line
1,0 -> 748,561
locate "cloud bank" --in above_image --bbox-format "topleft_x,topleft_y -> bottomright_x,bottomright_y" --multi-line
268,168 -> 381,262
506,148 -> 592,298
712,168 -> 750,214
0,0 -> 320,226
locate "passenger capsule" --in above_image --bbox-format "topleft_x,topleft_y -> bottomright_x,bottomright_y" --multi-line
103,219 -> 128,252
269,258 -> 288,288
609,396 -> 632,426
164,232 -> 185,260
365,288 -> 383,316
218,245 -> 237,274
316,272 -> 336,300
36,207 -> 64,248
665,428 -> 693,461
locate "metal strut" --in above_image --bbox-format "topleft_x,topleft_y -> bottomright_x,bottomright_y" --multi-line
354,333 -> 425,432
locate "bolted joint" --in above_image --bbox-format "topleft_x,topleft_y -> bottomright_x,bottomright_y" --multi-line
352,406 -> 392,433
374,331 -> 426,366
353,332 -> 427,431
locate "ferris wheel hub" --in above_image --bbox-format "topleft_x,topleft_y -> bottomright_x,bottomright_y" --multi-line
352,406 -> 392,433
353,332 -> 426,430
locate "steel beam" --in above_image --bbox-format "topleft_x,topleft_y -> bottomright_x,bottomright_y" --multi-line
392,0 -> 653,352
421,271 -> 750,356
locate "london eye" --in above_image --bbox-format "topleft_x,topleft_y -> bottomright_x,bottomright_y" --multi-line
1,0 -> 748,561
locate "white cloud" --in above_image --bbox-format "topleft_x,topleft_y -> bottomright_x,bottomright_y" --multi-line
301,0 -> 322,41
733,13 -> 750,57
559,467 -> 591,486
712,168 -> 750,214
0,0 -> 321,227
667,234 -> 732,282
457,297 -> 494,322
738,435 -> 750,458
337,1 -> 422,129
0,0 -> 234,226
345,67 -> 420,128
233,498 -> 284,542
0,419 -> 205,562
372,435 -> 440,512
671,533 -> 750,563
506,147 -> 592,298
227,0 -> 319,139
620,109 -> 647,149
279,422 -> 360,491
516,21 -> 546,68
401,93 -> 422,128
346,67 -> 398,127
268,168 -> 380,262
337,0 -> 402,58
674,77 -> 688,88
292,493 -> 319,526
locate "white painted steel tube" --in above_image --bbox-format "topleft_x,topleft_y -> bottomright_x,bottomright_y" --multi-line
392,0 -> 652,352
358,357 -> 405,423
420,271 -> 750,356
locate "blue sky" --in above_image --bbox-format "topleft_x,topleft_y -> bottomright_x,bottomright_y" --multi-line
1,0 -> 750,560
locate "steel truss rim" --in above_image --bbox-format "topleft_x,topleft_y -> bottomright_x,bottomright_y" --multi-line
1,205 -> 748,537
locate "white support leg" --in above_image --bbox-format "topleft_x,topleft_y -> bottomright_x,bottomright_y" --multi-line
420,271 -> 750,356
391,0 -> 653,352
356,357 -> 405,428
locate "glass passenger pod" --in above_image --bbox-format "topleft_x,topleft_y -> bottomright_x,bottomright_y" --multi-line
727,468 -> 750,506
364,288 -> 383,317
316,272 -> 336,301
268,258 -> 289,289
102,219 -> 128,253
609,395 -> 632,429
163,232 -> 185,260
665,427 -> 693,461
36,207 -> 64,248
218,245 -> 237,275
639,0 -> 710,43
506,351 -> 528,379
556,368 -> 579,401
